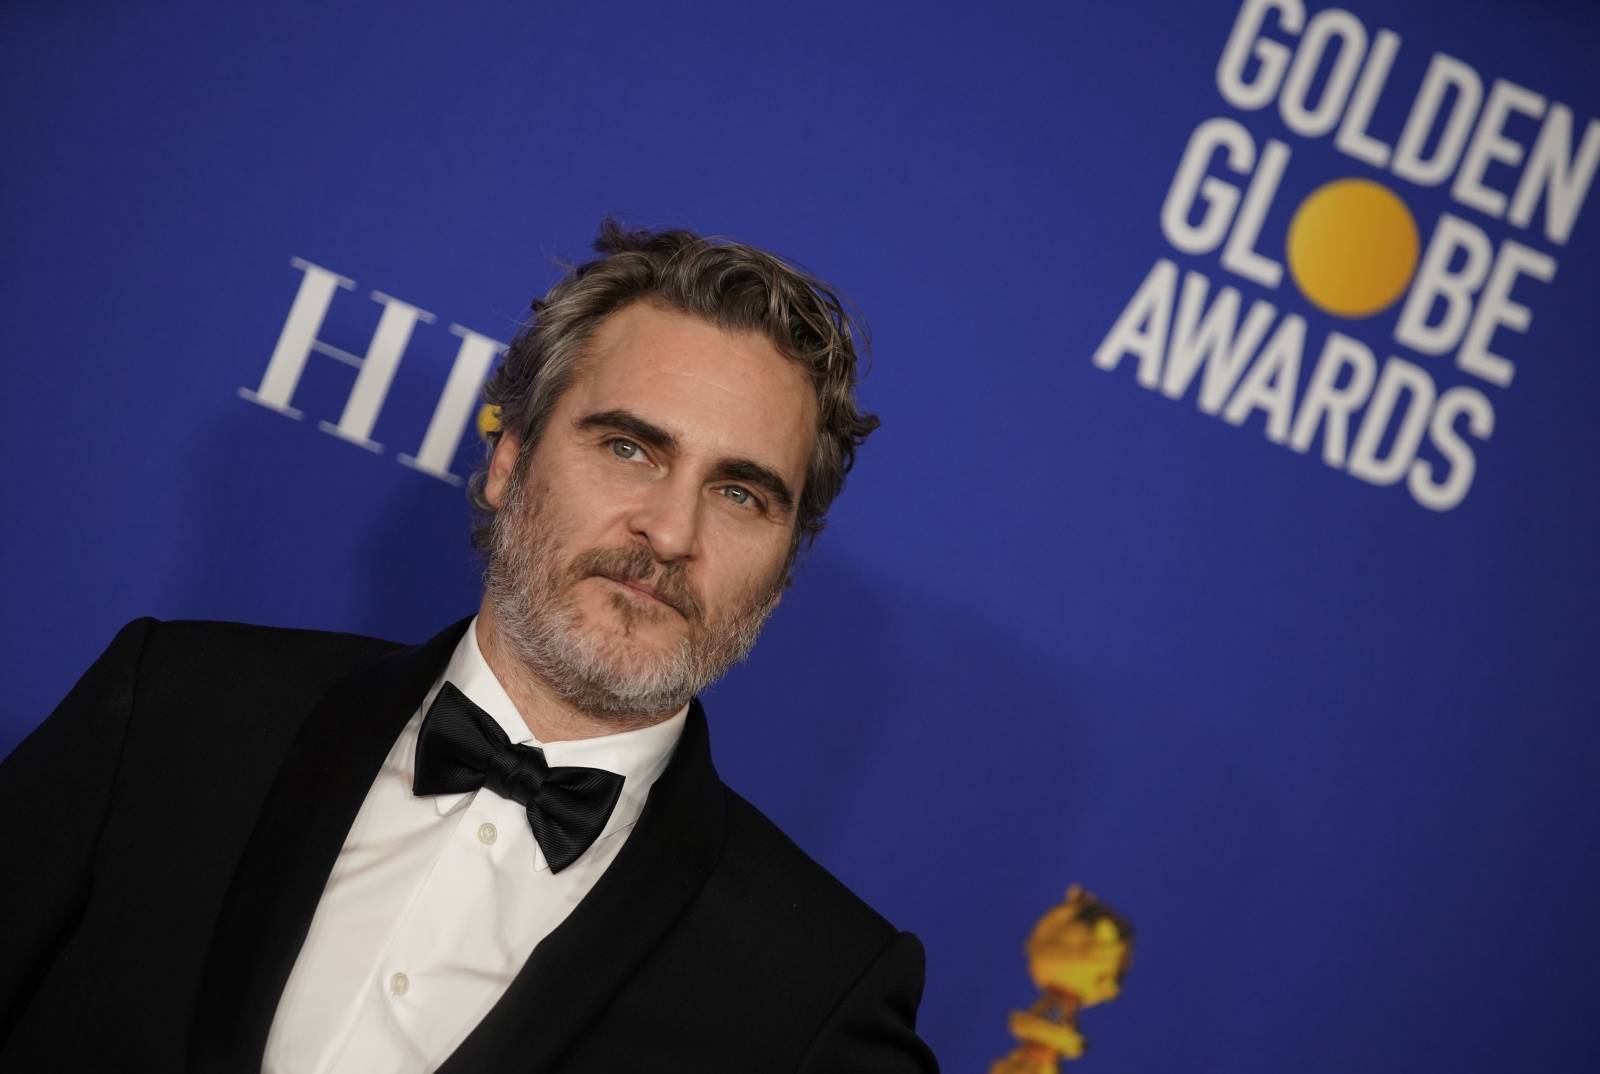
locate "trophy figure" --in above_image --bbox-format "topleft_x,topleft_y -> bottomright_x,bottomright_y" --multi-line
989,885 -> 1133,1074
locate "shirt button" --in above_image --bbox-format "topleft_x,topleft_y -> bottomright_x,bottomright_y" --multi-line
477,822 -> 498,845
389,972 -> 409,997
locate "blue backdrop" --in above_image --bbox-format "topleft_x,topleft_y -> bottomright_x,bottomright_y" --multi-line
5,1 -> 1599,1069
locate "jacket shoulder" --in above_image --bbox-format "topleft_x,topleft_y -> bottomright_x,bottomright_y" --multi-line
130,617 -> 403,714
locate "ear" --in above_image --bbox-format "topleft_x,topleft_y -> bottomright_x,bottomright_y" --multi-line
484,430 -> 524,509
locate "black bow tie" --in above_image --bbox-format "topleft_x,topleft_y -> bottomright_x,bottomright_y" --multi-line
412,682 -> 625,873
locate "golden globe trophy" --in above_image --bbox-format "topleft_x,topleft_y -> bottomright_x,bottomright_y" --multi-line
989,885 -> 1133,1074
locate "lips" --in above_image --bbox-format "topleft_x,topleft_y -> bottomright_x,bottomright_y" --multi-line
602,574 -> 684,617
572,544 -> 703,622
615,577 -> 666,603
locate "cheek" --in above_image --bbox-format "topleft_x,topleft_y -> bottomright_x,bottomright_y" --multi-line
529,462 -> 628,540
701,526 -> 790,597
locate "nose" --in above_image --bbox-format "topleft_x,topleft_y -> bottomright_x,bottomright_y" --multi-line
626,471 -> 702,564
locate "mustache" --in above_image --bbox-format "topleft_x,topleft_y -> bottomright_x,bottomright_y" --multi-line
570,544 -> 705,623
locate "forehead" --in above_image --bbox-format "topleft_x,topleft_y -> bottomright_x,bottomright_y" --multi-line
564,301 -> 817,481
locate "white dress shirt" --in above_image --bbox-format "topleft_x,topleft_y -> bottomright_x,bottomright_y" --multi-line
262,618 -> 686,1074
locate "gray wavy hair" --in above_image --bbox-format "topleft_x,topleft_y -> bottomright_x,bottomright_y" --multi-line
467,218 -> 879,561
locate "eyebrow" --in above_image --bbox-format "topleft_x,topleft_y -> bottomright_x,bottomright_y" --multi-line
709,458 -> 796,515
577,409 -> 679,454
576,407 -> 797,515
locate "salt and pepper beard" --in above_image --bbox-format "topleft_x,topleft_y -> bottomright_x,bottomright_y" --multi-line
483,458 -> 786,723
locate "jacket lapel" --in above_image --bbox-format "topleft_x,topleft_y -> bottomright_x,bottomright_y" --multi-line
189,617 -> 471,1073
435,698 -> 726,1074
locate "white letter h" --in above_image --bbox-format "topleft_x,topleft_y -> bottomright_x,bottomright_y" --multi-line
240,257 -> 435,454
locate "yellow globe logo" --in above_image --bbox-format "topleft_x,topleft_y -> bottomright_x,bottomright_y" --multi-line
477,403 -> 501,440
1287,178 -> 1420,319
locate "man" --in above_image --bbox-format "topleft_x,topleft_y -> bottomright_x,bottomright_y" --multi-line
0,221 -> 938,1072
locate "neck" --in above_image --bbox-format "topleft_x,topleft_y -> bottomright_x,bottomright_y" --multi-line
474,597 -> 669,741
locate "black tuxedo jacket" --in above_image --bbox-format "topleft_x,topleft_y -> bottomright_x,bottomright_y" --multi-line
0,617 -> 937,1072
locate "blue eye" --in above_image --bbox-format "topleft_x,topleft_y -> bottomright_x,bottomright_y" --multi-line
610,439 -> 643,461
721,486 -> 754,507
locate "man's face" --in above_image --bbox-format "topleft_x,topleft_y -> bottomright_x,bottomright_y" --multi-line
482,301 -> 817,721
